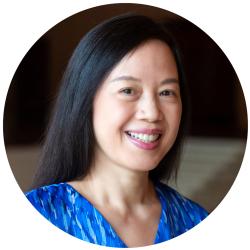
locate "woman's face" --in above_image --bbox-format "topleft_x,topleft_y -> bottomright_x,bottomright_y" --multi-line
92,39 -> 182,174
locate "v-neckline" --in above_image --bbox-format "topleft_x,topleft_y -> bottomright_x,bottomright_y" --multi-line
64,182 -> 166,247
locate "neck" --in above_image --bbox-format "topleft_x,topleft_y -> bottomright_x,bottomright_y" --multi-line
73,163 -> 156,212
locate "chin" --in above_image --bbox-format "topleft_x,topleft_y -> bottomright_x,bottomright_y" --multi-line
123,159 -> 160,173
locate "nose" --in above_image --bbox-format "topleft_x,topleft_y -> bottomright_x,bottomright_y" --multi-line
136,94 -> 163,122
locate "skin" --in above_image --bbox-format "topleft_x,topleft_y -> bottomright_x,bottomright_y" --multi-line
68,39 -> 182,247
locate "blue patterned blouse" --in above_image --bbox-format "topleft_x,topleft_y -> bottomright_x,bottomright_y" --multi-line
26,182 -> 208,247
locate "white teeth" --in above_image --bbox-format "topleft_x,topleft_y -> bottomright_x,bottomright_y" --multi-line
128,132 -> 160,143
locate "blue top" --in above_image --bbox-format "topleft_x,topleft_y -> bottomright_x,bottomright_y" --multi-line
26,182 -> 208,247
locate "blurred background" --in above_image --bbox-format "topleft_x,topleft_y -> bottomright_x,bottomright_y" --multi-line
3,4 -> 247,213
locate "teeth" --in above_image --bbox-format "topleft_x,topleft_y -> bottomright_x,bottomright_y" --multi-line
128,132 -> 160,143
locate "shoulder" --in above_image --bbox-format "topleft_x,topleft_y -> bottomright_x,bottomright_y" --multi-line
155,182 -> 208,224
26,183 -> 70,203
25,183 -> 75,220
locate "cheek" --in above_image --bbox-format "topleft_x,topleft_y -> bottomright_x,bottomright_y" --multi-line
164,102 -> 182,122
161,105 -> 182,154
93,95 -> 134,138
175,104 -> 182,126
110,103 -> 135,133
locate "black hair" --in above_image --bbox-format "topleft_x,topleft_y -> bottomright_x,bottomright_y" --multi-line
31,13 -> 189,189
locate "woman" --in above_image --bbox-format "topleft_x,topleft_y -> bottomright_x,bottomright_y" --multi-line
26,13 -> 208,247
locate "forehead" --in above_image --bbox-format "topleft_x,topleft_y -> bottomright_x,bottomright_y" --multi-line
107,39 -> 178,80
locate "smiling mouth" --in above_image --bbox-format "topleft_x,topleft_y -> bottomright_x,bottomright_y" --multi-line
125,131 -> 161,143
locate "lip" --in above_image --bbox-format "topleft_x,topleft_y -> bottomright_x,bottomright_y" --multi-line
125,128 -> 163,150
125,128 -> 163,135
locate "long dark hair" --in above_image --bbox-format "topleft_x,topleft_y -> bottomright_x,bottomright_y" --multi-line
31,13 -> 189,189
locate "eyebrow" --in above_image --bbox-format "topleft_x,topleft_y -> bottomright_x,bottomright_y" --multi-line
110,75 -> 179,84
161,78 -> 179,84
110,75 -> 141,83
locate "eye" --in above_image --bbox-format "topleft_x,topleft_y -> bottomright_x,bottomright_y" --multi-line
159,90 -> 175,97
120,88 -> 135,95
